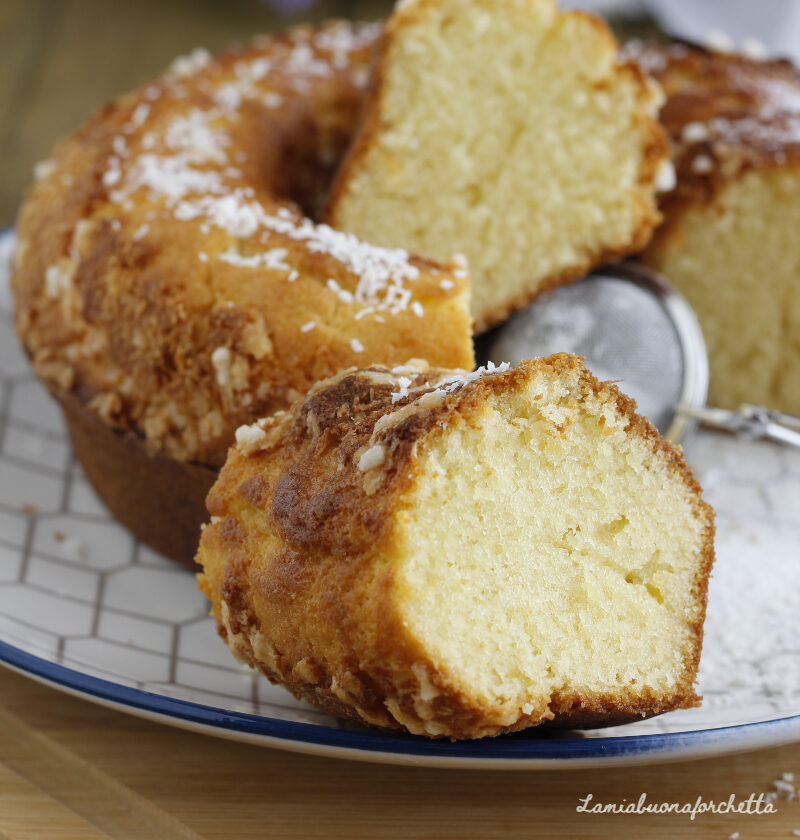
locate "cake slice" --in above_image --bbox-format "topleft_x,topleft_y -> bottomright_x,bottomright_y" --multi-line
197,355 -> 714,739
325,0 -> 670,332
625,40 -> 800,415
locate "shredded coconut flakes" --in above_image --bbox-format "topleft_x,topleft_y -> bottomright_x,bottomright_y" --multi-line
655,159 -> 676,192
235,422 -> 267,454
391,361 -> 511,404
681,121 -> 710,144
169,47 -> 212,78
91,30 -> 425,322
691,154 -> 714,174
34,159 -> 55,181
211,346 -> 231,387
218,247 -> 290,271
358,444 -> 385,471
45,264 -> 72,298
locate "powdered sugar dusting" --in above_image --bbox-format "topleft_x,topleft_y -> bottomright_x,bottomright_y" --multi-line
681,434 -> 800,726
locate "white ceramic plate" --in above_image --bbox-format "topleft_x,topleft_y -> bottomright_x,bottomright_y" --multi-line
0,228 -> 798,768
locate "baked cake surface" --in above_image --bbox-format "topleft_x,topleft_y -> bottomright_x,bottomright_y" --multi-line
626,41 -> 800,414
326,0 -> 670,332
197,354 -> 714,739
12,22 -> 474,470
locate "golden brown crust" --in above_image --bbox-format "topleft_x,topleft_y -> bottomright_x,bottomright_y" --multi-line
57,387 -> 215,568
12,21 -> 474,470
621,40 -> 800,217
197,354 -> 714,739
325,1 -> 669,334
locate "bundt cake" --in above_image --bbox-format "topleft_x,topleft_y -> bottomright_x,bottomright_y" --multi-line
625,40 -> 800,416
325,0 -> 671,332
11,22 -> 474,565
197,355 -> 714,738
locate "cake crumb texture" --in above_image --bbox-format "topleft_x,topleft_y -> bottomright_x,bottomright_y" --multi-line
326,0 -> 669,332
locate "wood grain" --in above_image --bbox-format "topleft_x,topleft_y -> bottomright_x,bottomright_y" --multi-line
0,691 -> 203,840
0,0 -> 395,227
0,763 -> 111,840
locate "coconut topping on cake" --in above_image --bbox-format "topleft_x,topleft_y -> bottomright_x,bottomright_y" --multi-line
391,361 -> 511,404
169,47 -> 213,78
622,40 -> 800,191
234,422 -> 268,454
12,20 -> 474,468
655,159 -> 677,192
357,443 -> 386,471
92,30 -> 427,322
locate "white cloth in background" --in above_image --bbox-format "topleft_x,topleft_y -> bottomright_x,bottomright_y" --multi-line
559,0 -> 800,64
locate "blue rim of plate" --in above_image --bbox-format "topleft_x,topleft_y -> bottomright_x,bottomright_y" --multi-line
2,638 -> 800,767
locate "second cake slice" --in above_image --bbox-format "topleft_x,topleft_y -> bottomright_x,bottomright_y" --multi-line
326,0 -> 670,331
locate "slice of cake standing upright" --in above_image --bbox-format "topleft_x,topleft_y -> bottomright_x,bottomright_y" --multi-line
326,0 -> 670,332
627,41 -> 800,416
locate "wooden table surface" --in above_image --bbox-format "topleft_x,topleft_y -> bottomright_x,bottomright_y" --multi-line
0,667 -> 798,839
1,1 -> 798,837
0,0 -> 397,227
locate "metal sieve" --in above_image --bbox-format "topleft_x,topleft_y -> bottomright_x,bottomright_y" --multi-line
479,263 -> 800,449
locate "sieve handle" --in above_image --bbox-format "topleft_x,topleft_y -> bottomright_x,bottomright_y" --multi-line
677,403 -> 800,449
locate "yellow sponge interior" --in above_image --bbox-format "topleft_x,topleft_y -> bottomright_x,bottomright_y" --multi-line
392,372 -> 706,722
